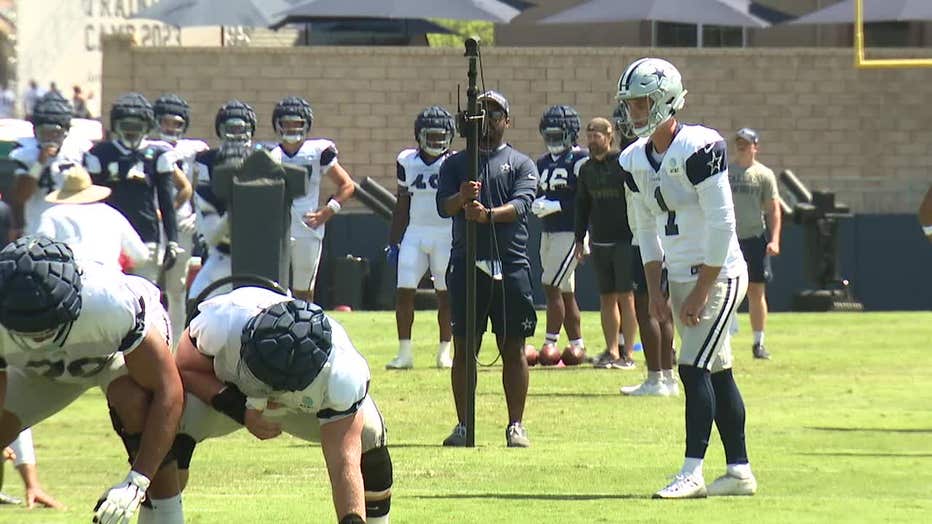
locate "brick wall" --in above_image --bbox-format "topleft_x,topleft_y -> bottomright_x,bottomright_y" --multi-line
102,35 -> 931,214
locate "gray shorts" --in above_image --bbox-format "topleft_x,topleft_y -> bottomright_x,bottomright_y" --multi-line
591,242 -> 634,294
669,273 -> 748,372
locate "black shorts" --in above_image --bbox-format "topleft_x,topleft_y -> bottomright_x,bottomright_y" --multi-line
446,259 -> 537,340
630,246 -> 668,296
739,234 -> 773,284
591,243 -> 634,294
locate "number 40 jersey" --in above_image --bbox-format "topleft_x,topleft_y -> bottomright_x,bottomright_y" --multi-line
396,148 -> 451,229
621,124 -> 746,284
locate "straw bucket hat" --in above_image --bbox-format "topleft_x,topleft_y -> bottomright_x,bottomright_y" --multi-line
45,165 -> 112,204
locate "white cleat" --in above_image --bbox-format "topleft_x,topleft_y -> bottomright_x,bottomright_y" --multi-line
664,379 -> 680,397
385,355 -> 414,370
653,473 -> 707,499
707,472 -> 757,496
436,349 -> 453,369
620,380 -> 668,397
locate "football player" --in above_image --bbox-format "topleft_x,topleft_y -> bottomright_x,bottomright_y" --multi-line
267,96 -> 355,303
532,105 -> 588,360
148,287 -> 392,524
187,100 -> 256,301
84,93 -> 192,285
617,58 -> 756,498
0,236 -> 183,523
384,106 -> 456,370
9,91 -> 92,236
153,94 -> 209,343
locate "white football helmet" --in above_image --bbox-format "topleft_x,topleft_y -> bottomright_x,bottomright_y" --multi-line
615,58 -> 687,138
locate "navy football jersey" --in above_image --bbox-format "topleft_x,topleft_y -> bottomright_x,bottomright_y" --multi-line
535,146 -> 588,232
84,140 -> 178,244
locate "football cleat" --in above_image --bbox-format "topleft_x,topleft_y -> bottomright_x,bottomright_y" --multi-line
620,379 -> 667,397
664,378 -> 680,397
653,473 -> 707,499
442,424 -> 468,447
707,472 -> 757,496
752,343 -> 771,360
385,354 -> 414,370
505,422 -> 530,448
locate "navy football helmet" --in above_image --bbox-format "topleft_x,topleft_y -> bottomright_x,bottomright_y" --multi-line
110,93 -> 154,150
154,93 -> 191,142
214,100 -> 256,145
414,106 -> 455,157
32,92 -> 73,149
272,96 -> 313,145
539,105 -> 580,155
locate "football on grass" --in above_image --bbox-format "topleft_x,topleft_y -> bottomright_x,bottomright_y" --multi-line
524,344 -> 539,367
539,344 -> 562,366
561,345 -> 586,366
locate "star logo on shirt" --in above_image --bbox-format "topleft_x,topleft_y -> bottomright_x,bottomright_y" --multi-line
521,317 -> 535,331
500,163 -> 513,175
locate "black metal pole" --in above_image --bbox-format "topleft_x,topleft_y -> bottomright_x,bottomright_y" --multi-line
463,36 -> 480,448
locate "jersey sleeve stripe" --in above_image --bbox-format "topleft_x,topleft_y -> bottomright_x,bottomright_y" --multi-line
685,140 -> 727,186
117,297 -> 147,353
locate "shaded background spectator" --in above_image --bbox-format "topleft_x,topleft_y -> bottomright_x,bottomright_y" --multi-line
72,85 -> 91,119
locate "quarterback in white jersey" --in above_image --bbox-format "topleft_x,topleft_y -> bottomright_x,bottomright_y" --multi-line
0,237 -> 183,524
9,93 -> 92,236
385,106 -> 456,370
151,287 -> 392,523
617,58 -> 755,500
268,96 -> 355,302
154,94 -> 210,343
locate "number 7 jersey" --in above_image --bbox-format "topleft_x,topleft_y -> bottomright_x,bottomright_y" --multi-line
397,148 -> 451,229
620,124 -> 746,283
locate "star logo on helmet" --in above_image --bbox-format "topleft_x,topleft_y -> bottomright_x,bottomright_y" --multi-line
653,68 -> 667,81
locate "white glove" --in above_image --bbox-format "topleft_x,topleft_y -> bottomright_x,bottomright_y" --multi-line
178,213 -> 197,235
93,470 -> 150,524
531,198 -> 562,218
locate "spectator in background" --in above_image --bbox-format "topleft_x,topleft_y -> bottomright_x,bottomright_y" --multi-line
728,128 -> 781,360
72,85 -> 91,119
23,80 -> 47,120
37,165 -> 149,272
0,83 -> 15,118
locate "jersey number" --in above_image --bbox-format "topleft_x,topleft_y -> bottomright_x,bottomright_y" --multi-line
539,167 -> 568,192
412,173 -> 438,190
25,357 -> 112,379
653,187 -> 679,236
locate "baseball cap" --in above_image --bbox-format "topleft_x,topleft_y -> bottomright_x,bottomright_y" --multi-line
478,90 -> 510,117
736,127 -> 759,144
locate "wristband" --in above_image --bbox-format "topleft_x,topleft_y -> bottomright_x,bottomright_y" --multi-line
326,198 -> 342,214
211,386 -> 247,425
487,207 -> 494,223
924,224 -> 932,236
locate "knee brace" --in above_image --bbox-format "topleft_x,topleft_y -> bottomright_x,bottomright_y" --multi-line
109,407 -> 177,468
171,433 -> 197,470
361,446 -> 393,518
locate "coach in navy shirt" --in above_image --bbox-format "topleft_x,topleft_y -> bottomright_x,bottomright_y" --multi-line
436,90 -> 538,448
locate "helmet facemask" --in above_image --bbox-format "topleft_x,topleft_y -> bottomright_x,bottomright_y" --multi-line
275,115 -> 308,145
418,127 -> 452,157
158,114 -> 186,143
114,117 -> 149,150
219,117 -> 253,146
35,123 -> 67,152
541,127 -> 571,155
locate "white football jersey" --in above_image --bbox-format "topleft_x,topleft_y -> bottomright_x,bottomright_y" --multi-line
171,138 -> 209,218
621,124 -> 746,283
0,264 -> 165,383
10,136 -> 93,233
188,287 -> 371,421
397,148 -> 451,230
269,139 -> 339,240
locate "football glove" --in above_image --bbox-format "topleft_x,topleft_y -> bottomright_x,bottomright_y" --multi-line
385,244 -> 399,266
93,470 -> 150,524
162,241 -> 183,272
531,198 -> 562,218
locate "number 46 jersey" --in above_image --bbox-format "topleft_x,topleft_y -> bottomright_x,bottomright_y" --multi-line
621,124 -> 746,284
397,148 -> 451,229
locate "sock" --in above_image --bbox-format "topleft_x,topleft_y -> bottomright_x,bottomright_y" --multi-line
437,340 -> 451,356
753,331 -> 765,345
544,333 -> 559,345
662,369 -> 675,382
711,368 -> 749,465
569,338 -> 584,349
138,494 -> 184,524
9,428 -> 35,466
618,333 -> 625,346
397,340 -> 412,359
727,463 -> 752,479
647,370 -> 662,384
678,365 -> 715,463
680,457 -> 704,478
368,515 -> 389,524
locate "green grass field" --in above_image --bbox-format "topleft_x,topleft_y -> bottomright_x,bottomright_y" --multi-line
1,311 -> 930,523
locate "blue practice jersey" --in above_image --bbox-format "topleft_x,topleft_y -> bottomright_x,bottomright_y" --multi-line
535,147 -> 588,232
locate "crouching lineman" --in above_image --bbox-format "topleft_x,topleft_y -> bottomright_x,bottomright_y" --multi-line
150,287 -> 392,523
385,106 -> 456,370
0,237 -> 183,522
617,58 -> 756,498
187,100 -> 257,300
